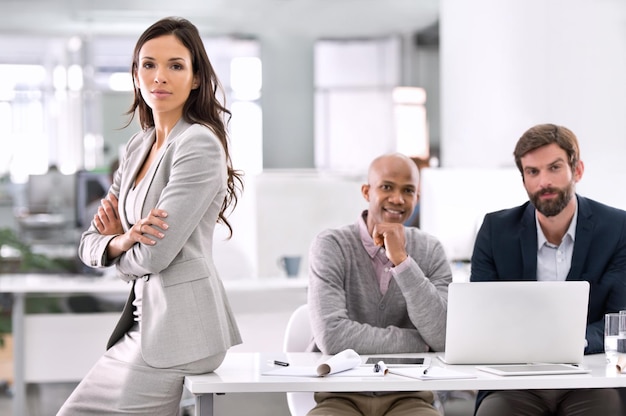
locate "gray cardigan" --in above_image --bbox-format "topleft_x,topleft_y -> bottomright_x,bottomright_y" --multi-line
307,217 -> 451,355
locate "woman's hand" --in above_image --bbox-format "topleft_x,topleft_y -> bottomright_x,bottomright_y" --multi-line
94,193 -> 123,236
106,208 -> 169,259
132,209 -> 169,245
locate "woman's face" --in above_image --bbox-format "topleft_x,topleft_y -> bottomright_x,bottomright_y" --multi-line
134,34 -> 198,120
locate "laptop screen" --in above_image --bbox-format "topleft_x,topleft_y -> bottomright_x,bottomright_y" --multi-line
443,281 -> 589,365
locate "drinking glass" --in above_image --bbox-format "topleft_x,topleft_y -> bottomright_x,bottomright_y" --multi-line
604,312 -> 626,364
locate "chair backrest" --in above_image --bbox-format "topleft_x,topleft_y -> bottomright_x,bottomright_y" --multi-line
282,304 -> 450,415
283,304 -> 317,416
283,304 -> 313,352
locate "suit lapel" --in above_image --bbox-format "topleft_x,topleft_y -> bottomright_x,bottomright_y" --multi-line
118,129 -> 155,229
568,195 -> 592,281
134,119 -> 190,206
520,203 -> 538,280
118,119 -> 192,227
164,118 -> 191,146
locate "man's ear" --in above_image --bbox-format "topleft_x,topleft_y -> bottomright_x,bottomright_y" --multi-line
361,184 -> 370,202
573,160 -> 585,183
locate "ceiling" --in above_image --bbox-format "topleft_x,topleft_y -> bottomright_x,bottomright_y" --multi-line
0,0 -> 439,38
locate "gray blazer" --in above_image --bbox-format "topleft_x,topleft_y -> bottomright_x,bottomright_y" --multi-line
78,119 -> 242,368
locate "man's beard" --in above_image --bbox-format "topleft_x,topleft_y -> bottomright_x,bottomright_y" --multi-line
529,183 -> 574,217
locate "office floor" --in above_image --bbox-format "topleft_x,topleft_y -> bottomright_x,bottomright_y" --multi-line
0,382 -> 475,416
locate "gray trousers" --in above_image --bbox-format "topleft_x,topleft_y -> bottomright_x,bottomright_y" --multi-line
475,389 -> 623,416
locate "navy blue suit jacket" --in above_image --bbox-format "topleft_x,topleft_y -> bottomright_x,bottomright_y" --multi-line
470,195 -> 626,411
471,195 -> 626,354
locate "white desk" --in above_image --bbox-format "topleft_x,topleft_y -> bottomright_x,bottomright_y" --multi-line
0,273 -> 307,416
184,352 -> 626,416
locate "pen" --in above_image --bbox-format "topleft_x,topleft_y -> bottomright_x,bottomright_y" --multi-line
273,360 -> 290,367
374,360 -> 388,375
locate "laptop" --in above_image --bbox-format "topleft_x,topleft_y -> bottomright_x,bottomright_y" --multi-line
441,281 -> 590,365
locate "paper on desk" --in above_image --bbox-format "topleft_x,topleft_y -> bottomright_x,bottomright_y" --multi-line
390,366 -> 476,380
317,348 -> 362,376
263,349 -> 384,377
263,366 -> 385,377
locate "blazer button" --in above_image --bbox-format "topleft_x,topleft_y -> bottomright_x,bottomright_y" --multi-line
143,275 -> 150,281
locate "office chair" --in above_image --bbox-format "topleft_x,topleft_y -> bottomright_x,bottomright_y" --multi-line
282,305 -> 460,415
282,304 -> 317,416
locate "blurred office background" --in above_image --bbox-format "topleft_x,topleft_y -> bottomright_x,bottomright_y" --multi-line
0,0 -> 625,414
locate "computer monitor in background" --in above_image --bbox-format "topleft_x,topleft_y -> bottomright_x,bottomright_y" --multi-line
21,169 -> 77,244
26,169 -> 76,219
75,170 -> 111,229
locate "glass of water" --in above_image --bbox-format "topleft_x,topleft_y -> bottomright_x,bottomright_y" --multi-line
604,312 -> 626,364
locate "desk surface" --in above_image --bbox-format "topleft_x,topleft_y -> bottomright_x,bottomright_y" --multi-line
0,273 -> 308,294
185,352 -> 626,394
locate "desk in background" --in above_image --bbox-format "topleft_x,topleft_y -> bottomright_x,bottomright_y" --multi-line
0,274 -> 127,416
0,273 -> 308,416
185,352 -> 626,416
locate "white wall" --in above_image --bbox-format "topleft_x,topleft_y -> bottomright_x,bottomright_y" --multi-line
419,165 -> 626,264
254,170 -> 367,278
314,37 -> 401,173
212,170 -> 367,280
261,34 -> 316,169
436,0 -> 626,260
576,167 -> 626,212
419,167 -> 528,261
440,0 -> 626,171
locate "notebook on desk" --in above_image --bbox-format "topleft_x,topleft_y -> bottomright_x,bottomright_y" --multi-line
440,281 -> 590,365
475,363 -> 590,376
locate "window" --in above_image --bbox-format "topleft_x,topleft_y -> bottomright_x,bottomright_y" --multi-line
314,37 -> 429,173
393,86 -> 429,159
0,34 -> 263,179
0,64 -> 47,183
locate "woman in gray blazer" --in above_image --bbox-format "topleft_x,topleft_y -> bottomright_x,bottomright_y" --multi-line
59,17 -> 243,415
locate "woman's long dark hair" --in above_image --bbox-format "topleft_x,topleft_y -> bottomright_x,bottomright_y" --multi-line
126,16 -> 243,236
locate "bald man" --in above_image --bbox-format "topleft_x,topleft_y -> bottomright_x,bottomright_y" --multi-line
306,153 -> 452,416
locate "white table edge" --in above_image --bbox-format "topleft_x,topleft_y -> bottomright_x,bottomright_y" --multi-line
183,352 -> 626,416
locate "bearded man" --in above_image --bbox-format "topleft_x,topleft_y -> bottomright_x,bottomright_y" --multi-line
470,123 -> 626,416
